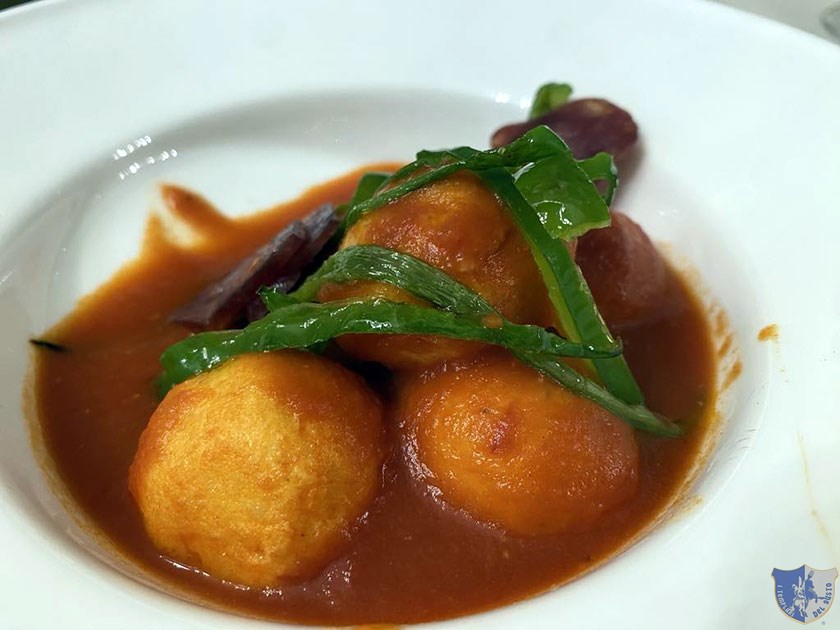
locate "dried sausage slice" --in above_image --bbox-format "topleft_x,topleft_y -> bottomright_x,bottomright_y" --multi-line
491,98 -> 638,161
170,203 -> 339,331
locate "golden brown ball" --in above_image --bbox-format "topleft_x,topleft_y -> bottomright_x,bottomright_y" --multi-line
318,172 -> 549,369
129,351 -> 385,587
398,350 -> 639,536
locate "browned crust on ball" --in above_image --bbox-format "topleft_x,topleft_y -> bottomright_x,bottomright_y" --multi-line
129,351 -> 385,586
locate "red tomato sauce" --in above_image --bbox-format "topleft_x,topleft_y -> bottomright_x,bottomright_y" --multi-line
33,166 -> 717,625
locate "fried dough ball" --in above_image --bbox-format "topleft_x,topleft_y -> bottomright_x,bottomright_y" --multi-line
399,350 -> 639,536
576,211 -> 667,330
129,351 -> 385,587
317,172 -> 548,369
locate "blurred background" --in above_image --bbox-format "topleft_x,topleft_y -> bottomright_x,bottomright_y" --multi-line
714,0 -> 839,40
0,0 -> 838,43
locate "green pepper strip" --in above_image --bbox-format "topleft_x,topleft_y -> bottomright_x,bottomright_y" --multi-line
341,126 -> 615,231
348,172 -> 391,207
512,350 -> 681,436
341,162 -> 464,229
529,82 -> 573,119
577,152 -> 619,207
290,245 -> 497,317
158,298 -> 616,394
478,167 -> 645,406
273,245 -> 679,436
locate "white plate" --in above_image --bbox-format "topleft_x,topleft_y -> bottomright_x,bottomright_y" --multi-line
1,0 -> 839,628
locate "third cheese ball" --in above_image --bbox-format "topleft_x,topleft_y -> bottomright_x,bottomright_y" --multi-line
398,350 -> 639,536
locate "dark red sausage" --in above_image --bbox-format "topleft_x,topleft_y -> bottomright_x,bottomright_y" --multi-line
491,98 -> 638,161
575,212 -> 667,330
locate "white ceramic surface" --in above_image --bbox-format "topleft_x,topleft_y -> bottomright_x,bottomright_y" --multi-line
1,0 -> 839,628
713,0 -> 839,41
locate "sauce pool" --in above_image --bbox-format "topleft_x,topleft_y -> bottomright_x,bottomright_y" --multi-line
33,166 -> 717,625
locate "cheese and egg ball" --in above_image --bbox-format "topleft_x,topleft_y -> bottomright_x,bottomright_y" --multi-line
317,172 -> 549,369
129,351 -> 385,587
398,350 -> 639,536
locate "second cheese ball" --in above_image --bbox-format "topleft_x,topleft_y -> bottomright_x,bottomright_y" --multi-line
399,350 -> 640,536
318,172 -> 549,369
129,351 -> 385,587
